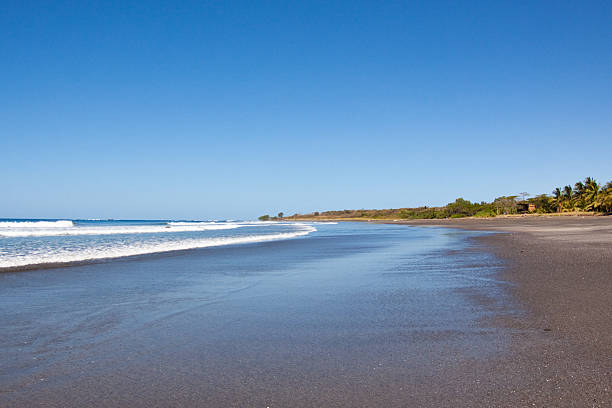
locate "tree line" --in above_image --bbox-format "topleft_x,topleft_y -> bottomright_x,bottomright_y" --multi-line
550,177 -> 611,212
259,177 -> 612,221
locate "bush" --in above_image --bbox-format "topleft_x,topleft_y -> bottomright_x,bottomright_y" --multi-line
474,209 -> 495,217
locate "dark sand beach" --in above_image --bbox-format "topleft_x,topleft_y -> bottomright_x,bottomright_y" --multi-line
1,218 -> 610,407
391,216 -> 612,406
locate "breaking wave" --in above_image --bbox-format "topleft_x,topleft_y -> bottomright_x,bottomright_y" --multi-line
0,221 -> 253,237
0,220 -> 74,229
0,225 -> 316,269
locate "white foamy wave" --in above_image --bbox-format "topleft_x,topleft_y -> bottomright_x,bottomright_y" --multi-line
0,220 -> 74,229
0,226 -> 316,269
0,221 -> 253,237
167,222 -> 254,230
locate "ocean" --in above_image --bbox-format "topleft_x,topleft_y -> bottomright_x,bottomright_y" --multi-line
0,220 -> 514,406
0,218 -> 317,270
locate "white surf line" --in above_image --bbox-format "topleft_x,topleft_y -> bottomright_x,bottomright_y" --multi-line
0,226 -> 317,269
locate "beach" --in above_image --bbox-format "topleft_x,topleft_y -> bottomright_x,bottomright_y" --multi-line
393,215 -> 612,406
0,218 -> 610,407
5,0 -> 611,405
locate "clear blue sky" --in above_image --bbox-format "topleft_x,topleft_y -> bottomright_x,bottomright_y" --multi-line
2,1 -> 611,220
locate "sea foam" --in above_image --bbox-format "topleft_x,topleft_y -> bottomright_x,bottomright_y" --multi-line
0,221 -> 252,237
0,220 -> 74,229
0,225 -> 316,269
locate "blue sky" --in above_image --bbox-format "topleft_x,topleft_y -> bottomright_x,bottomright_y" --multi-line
2,0 -> 611,219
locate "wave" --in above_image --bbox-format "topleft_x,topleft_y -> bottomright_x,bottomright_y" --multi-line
0,220 -> 74,229
0,221 -> 252,237
0,226 -> 316,269
167,221 -> 254,229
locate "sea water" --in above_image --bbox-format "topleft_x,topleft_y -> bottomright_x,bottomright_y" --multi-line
0,219 -> 317,269
0,221 -> 515,406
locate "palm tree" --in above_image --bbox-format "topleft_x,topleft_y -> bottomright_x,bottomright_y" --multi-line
562,185 -> 573,211
552,187 -> 562,212
584,177 -> 600,205
603,182 -> 612,212
586,179 -> 608,212
574,181 -> 586,210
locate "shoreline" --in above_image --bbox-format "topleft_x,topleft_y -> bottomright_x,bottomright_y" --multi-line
285,212 -> 609,223
1,223 -> 511,407
398,216 -> 612,406
0,225 -> 317,274
1,218 -> 609,406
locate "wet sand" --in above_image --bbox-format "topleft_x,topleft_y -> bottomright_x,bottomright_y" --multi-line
1,218 -> 610,407
389,216 -> 612,406
0,224 -> 509,407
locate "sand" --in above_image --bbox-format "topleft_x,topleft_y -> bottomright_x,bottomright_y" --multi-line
385,215 -> 612,406
1,216 -> 610,407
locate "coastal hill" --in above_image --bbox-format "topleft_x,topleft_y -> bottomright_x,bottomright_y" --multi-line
260,177 -> 612,221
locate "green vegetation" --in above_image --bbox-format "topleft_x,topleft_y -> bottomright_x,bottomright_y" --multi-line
550,177 -> 612,213
260,177 -> 612,221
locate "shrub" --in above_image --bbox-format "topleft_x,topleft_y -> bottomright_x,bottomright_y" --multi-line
474,209 -> 495,218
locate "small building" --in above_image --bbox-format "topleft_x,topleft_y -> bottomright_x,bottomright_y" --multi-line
517,202 -> 536,213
